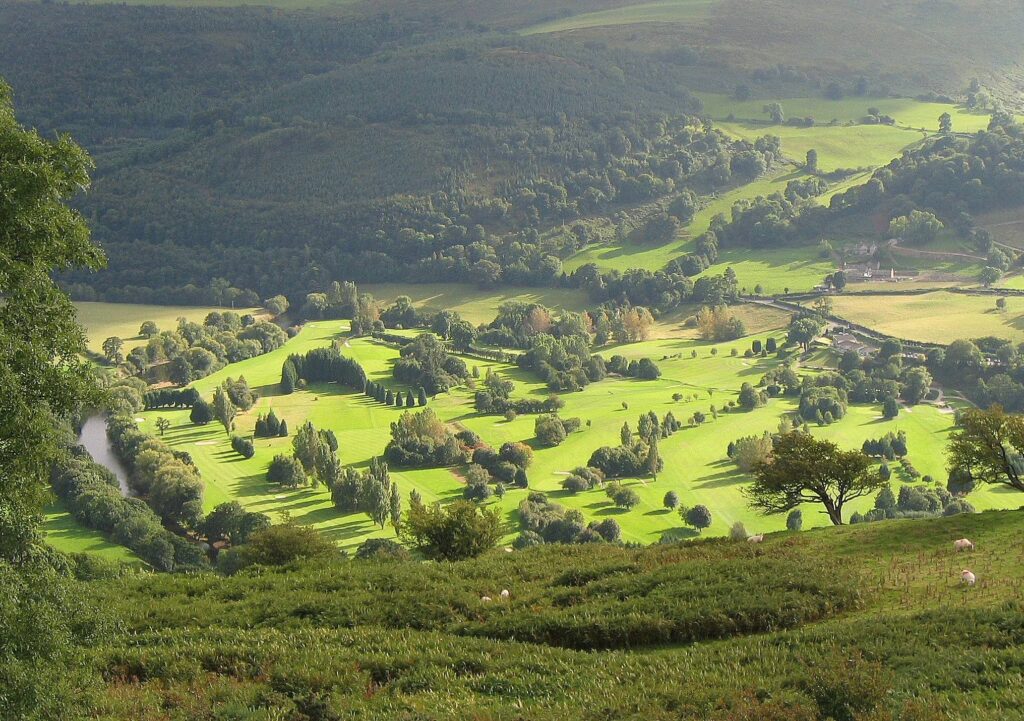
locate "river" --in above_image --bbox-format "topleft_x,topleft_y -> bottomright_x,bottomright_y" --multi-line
78,414 -> 132,496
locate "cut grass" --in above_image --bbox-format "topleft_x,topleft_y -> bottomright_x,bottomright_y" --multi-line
831,291 -> 1024,344
74,301 -> 259,354
132,314 -> 1019,552
42,501 -> 141,563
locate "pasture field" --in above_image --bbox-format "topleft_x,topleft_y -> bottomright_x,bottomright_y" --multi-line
42,501 -> 140,563
717,121 -> 925,172
831,291 -> 1024,344
128,313 -> 1016,553
977,207 -> 1024,251
563,113 -> 924,285
521,0 -> 715,34
74,301 -> 259,354
697,93 -> 998,133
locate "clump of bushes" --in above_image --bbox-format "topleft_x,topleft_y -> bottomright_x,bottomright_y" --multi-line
534,414 -> 581,447
850,484 -> 974,524
230,435 -> 255,459
560,466 -> 605,494
385,409 -> 466,467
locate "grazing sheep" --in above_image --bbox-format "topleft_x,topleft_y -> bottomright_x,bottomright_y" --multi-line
481,596 -> 492,602
953,538 -> 975,552
747,534 -> 764,543
961,570 -> 976,586
500,589 -> 510,599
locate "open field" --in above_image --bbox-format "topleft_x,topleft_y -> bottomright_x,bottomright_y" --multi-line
42,501 -> 141,563
521,0 -> 715,34
563,108 -> 937,284
362,284 -> 589,325
125,313 -> 1017,553
831,291 -> 1024,344
697,93 -> 1001,133
74,302 -> 259,354
718,121 -> 925,172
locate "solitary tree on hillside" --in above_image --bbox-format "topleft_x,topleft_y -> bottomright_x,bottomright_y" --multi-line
155,417 -> 171,436
763,102 -> 785,124
663,490 -> 680,511
939,112 -> 953,134
746,432 -> 885,525
805,148 -> 819,173
684,504 -> 713,533
980,266 -> 1002,287
139,321 -> 159,338
101,336 -> 124,364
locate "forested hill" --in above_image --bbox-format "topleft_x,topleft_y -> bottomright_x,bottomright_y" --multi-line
1,1 -> 1022,303
0,3 -> 717,301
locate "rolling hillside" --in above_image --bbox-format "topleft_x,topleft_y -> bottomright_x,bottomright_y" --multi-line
55,508 -> 1024,719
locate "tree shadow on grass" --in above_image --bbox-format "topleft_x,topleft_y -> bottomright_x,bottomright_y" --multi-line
316,518 -> 378,543
659,527 -> 701,542
594,505 -> 629,516
164,426 -> 220,444
695,469 -> 749,489
644,508 -> 675,516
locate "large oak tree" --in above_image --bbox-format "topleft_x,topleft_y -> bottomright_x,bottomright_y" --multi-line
747,432 -> 885,525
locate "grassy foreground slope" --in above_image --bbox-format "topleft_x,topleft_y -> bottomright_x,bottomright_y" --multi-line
82,509 -> 1024,719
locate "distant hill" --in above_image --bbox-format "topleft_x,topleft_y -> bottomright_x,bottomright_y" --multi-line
0,0 -> 1021,301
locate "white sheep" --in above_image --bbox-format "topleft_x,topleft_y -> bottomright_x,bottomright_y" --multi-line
500,589 -> 510,599
481,596 -> 493,602
953,538 -> 975,552
961,570 -> 976,586
747,534 -> 764,543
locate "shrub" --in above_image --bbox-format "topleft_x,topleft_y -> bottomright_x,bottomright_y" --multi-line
354,538 -> 411,561
402,500 -> 502,560
729,521 -> 748,541
786,509 -> 803,531
230,520 -> 339,569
